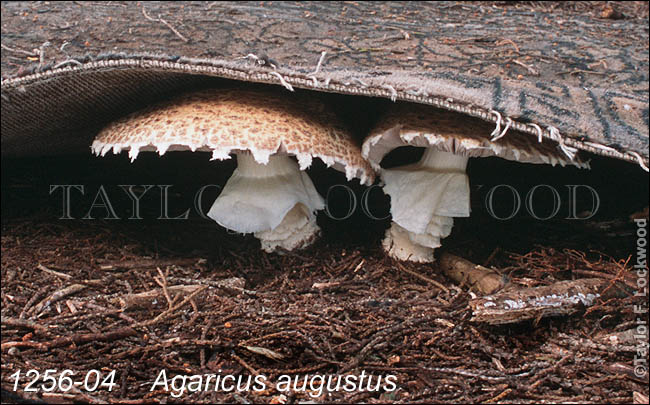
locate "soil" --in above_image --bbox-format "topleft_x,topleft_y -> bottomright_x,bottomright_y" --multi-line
1,151 -> 648,404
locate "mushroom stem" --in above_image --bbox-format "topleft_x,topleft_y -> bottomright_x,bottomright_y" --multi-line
382,149 -> 470,262
207,153 -> 325,253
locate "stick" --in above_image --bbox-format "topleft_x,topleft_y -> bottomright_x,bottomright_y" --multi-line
395,262 -> 449,292
37,263 -> 72,279
142,6 -> 189,43
1,43 -> 38,56
2,317 -> 49,334
496,38 -> 520,53
438,253 -> 505,295
512,59 -> 539,76
470,278 -> 604,324
135,286 -> 207,327
1,327 -> 137,352
154,267 -> 174,310
119,284 -> 204,310
118,276 -> 246,309
98,258 -> 201,270
30,284 -> 87,316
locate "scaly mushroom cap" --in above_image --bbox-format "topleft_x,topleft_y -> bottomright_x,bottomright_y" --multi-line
92,87 -> 374,253
362,103 -> 588,170
92,88 -> 374,185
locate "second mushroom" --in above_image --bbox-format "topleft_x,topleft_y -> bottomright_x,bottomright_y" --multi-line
92,87 -> 373,252
363,103 -> 588,263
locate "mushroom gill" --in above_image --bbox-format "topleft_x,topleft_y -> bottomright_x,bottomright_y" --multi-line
363,103 -> 588,263
92,87 -> 374,252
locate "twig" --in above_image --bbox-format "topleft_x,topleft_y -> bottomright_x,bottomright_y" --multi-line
241,345 -> 285,360
557,69 -> 607,76
84,302 -> 137,324
394,262 -> 449,292
1,327 -> 137,352
141,6 -> 189,43
232,352 -> 278,393
587,59 -> 608,70
98,258 -> 202,270
200,318 -> 215,369
558,332 -> 636,353
572,268 -> 636,290
167,276 -> 254,295
231,353 -> 262,377
154,267 -> 174,310
420,365 -> 535,382
1,43 -> 38,56
528,355 -> 571,384
30,284 -> 87,317
2,317 -> 50,334
37,263 -> 72,279
512,59 -> 539,76
343,316 -> 434,372
312,281 -> 341,290
119,284 -> 204,310
484,388 -> 512,403
135,286 -> 207,327
20,285 -> 51,318
496,38 -> 520,53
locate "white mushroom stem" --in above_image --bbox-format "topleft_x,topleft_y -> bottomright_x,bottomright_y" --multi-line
207,153 -> 325,253
381,149 -> 470,262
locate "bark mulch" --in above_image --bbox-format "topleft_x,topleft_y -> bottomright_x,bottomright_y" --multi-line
1,154 -> 648,403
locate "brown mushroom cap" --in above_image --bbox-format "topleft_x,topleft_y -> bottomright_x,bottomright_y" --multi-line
92,88 -> 374,185
363,103 -> 588,170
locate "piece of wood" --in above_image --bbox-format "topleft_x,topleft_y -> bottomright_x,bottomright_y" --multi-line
1,327 -> 137,352
470,278 -> 604,324
118,277 -> 246,310
438,253 -> 505,295
119,284 -> 203,310
29,284 -> 87,316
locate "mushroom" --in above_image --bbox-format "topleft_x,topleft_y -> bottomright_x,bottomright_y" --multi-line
92,88 -> 373,252
363,103 -> 588,263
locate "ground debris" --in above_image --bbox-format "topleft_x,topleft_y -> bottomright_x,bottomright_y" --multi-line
2,215 -> 646,403
2,154 -> 647,403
